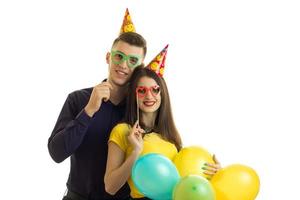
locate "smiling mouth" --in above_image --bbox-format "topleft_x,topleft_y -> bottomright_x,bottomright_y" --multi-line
143,101 -> 156,107
115,70 -> 128,76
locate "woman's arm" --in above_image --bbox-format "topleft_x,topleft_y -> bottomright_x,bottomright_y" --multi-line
104,121 -> 144,195
104,142 -> 140,195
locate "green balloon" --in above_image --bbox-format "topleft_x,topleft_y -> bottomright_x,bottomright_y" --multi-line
173,175 -> 215,200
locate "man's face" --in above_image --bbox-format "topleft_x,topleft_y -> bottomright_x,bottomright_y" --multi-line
107,41 -> 144,87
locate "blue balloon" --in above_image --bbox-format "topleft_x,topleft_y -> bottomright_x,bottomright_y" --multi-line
132,153 -> 180,200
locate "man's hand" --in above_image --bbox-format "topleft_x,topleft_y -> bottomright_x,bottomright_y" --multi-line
84,82 -> 113,117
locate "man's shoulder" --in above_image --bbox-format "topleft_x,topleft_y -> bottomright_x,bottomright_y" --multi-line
65,87 -> 93,109
68,87 -> 93,99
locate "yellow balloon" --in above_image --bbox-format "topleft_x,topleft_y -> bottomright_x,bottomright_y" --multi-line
210,164 -> 260,200
173,146 -> 214,178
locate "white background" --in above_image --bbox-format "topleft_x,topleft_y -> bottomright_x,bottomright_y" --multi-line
0,0 -> 299,199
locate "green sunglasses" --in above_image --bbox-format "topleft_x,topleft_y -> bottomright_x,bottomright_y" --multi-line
111,50 -> 142,68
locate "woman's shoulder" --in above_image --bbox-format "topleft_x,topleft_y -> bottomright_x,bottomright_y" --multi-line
109,123 -> 131,152
114,122 -> 131,129
111,123 -> 131,134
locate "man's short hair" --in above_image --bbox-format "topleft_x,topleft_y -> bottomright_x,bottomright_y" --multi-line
112,32 -> 147,56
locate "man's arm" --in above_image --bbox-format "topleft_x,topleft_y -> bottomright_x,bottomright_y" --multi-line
48,92 -> 92,163
48,82 -> 113,163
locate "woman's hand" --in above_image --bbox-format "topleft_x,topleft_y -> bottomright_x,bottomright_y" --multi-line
203,154 -> 222,178
127,120 -> 145,154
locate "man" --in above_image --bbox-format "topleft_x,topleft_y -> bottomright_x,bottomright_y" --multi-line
48,31 -> 147,200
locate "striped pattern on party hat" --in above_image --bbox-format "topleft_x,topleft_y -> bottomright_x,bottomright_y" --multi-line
146,44 -> 168,77
119,8 -> 136,34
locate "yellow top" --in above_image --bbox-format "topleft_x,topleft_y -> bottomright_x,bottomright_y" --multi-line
109,123 -> 178,198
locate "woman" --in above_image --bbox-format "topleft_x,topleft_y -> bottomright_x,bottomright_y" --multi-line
104,66 -> 220,199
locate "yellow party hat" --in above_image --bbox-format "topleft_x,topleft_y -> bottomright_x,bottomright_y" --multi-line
119,8 -> 136,34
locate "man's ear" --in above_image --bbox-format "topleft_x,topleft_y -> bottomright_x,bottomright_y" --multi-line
106,52 -> 110,64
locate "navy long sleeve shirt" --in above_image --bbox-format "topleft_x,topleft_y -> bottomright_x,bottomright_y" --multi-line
48,87 -> 130,200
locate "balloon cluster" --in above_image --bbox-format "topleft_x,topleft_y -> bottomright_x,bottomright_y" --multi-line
132,146 -> 260,200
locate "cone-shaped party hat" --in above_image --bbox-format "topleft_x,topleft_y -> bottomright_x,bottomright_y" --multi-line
146,44 -> 168,77
119,8 -> 136,34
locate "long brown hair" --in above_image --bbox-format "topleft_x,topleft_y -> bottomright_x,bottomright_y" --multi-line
124,66 -> 182,151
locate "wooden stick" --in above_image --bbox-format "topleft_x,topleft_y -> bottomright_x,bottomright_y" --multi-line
136,93 -> 139,125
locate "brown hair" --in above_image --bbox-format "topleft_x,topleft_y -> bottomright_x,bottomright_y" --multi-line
124,66 -> 182,151
112,32 -> 147,56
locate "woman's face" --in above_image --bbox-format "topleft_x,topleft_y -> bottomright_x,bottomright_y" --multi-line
136,76 -> 161,113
